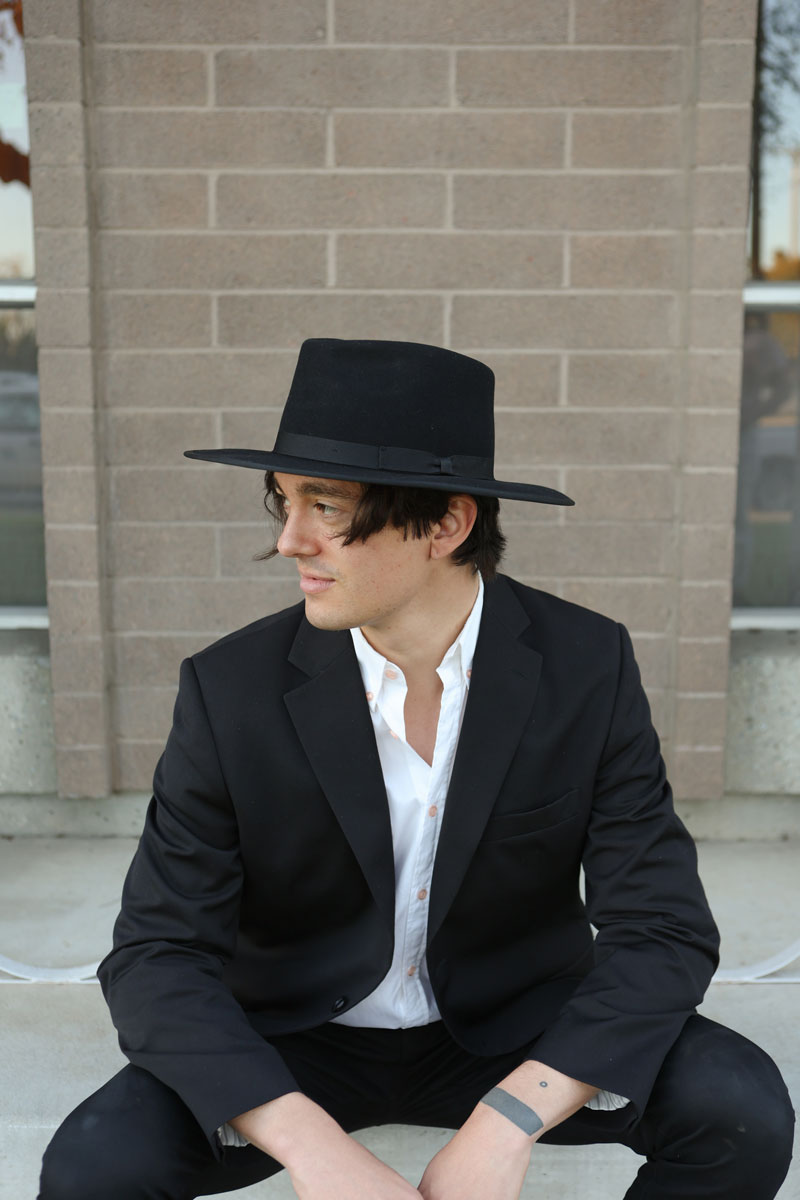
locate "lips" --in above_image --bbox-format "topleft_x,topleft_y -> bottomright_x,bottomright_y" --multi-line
299,574 -> 336,595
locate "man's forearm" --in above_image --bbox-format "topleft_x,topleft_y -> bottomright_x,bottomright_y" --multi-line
486,1058 -> 599,1139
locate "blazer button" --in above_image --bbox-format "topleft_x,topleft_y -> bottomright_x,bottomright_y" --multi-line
331,995 -> 348,1014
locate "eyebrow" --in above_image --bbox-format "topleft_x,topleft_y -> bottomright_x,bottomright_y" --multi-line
275,480 -> 360,503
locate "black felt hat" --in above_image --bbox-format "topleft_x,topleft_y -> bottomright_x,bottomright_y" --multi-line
184,339 -> 573,506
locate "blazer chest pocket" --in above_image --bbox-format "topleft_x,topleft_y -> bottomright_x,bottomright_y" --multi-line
481,788 -> 580,842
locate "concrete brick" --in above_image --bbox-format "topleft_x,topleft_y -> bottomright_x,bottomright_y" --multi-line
676,637 -> 729,692
570,234 -> 681,289
42,467 -> 99,525
454,174 -> 682,231
687,351 -> 742,408
690,292 -> 746,349
218,524 -> 295,578
24,0 -> 82,39
672,747 -> 725,799
56,745 -> 111,798
701,0 -> 757,39
49,637 -> 106,694
101,351 -> 297,408
110,578 -> 300,633
32,229 -> 89,288
502,519 -> 670,578
216,173 -> 445,230
108,525 -> 225,585
693,170 -> 749,229
571,112 -> 682,169
674,694 -> 727,748
35,289 -> 90,348
110,466 -> 271,524
683,410 -> 741,467
106,411 -> 217,466
679,582 -> 732,638
334,112 -> 565,170
98,294 -> 212,349
90,0 -> 326,43
43,526 -> 100,583
115,741 -> 162,792
681,469 -> 736,524
218,410 -> 288,449
631,634 -> 670,690
335,0 -> 567,43
561,579 -> 673,634
496,410 -> 677,467
114,686 -> 177,741
92,48 -> 208,107
39,410 -> 97,475
574,0 -> 694,43
567,353 -> 679,407
695,105 -> 752,168
216,48 -> 448,108
337,233 -> 563,290
47,582 -> 103,639
96,173 -> 208,229
217,293 -> 444,348
698,42 -> 756,104
112,634 -> 210,687
24,41 -> 83,104
692,232 -> 749,289
94,112 -> 325,169
27,104 -> 84,168
680,525 -> 734,580
97,233 -> 326,290
461,353 -> 561,408
563,467 -> 674,520
53,692 -> 108,750
457,48 -> 683,107
451,294 -> 678,350
30,166 -> 88,227
37,350 -> 93,408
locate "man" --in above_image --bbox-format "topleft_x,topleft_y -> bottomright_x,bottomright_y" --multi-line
40,339 -> 793,1199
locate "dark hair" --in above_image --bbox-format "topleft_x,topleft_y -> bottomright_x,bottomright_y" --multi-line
255,472 -> 506,580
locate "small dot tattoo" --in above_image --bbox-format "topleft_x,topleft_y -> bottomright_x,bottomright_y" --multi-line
539,1081 -> 548,1088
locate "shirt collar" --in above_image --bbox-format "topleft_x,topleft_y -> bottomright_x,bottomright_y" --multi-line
350,575 -> 484,712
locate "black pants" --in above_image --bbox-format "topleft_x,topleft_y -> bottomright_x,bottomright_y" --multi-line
39,1015 -> 794,1199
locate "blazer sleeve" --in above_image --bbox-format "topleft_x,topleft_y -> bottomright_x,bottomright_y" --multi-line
97,656 -> 299,1155
529,623 -> 720,1116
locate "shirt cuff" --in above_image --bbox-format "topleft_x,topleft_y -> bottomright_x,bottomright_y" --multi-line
217,1122 -> 251,1148
585,1089 -> 630,1111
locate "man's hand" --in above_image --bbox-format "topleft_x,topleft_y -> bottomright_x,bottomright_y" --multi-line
231,1091 -> 422,1199
418,1101 -> 532,1200
418,1059 -> 598,1200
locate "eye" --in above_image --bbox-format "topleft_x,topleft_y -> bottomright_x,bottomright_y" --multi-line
316,502 -> 339,517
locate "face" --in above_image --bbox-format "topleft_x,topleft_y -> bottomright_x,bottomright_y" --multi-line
273,473 -> 437,634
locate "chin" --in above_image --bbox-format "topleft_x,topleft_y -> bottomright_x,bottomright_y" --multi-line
303,600 -> 353,632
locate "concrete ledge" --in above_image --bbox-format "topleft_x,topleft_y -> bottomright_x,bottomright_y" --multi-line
0,793 -> 149,836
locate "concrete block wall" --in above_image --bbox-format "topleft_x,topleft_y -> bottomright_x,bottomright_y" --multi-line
23,0 -> 757,801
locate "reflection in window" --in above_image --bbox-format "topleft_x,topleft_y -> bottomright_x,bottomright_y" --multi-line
0,1 -> 34,280
735,308 -> 800,606
0,308 -> 43,605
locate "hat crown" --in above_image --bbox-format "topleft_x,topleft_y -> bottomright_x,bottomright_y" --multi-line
279,339 -> 496,467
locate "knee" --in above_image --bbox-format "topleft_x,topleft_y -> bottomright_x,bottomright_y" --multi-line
39,1108 -> 163,1200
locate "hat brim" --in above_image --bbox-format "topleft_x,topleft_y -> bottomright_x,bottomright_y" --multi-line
183,448 -> 574,506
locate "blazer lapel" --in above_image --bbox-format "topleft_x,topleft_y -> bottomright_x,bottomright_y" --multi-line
284,618 -> 395,933
427,577 -> 543,945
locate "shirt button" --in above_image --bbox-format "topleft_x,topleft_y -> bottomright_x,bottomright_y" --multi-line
466,668 -> 472,678
407,965 -> 416,977
390,730 -> 399,740
331,995 -> 348,1013
417,888 -> 428,901
385,668 -> 398,679
365,691 -> 374,701
428,805 -> 438,818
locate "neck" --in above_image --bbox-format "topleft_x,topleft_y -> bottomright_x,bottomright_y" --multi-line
360,567 -> 481,677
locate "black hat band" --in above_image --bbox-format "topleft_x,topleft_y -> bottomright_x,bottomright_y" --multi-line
274,431 -> 493,480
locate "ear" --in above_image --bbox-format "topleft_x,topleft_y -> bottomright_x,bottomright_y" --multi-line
430,494 -> 478,559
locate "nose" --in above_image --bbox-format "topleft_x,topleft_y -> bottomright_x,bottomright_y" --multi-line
276,506 -> 318,559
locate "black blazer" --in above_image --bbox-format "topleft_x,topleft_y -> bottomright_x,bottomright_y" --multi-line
99,575 -> 719,1149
